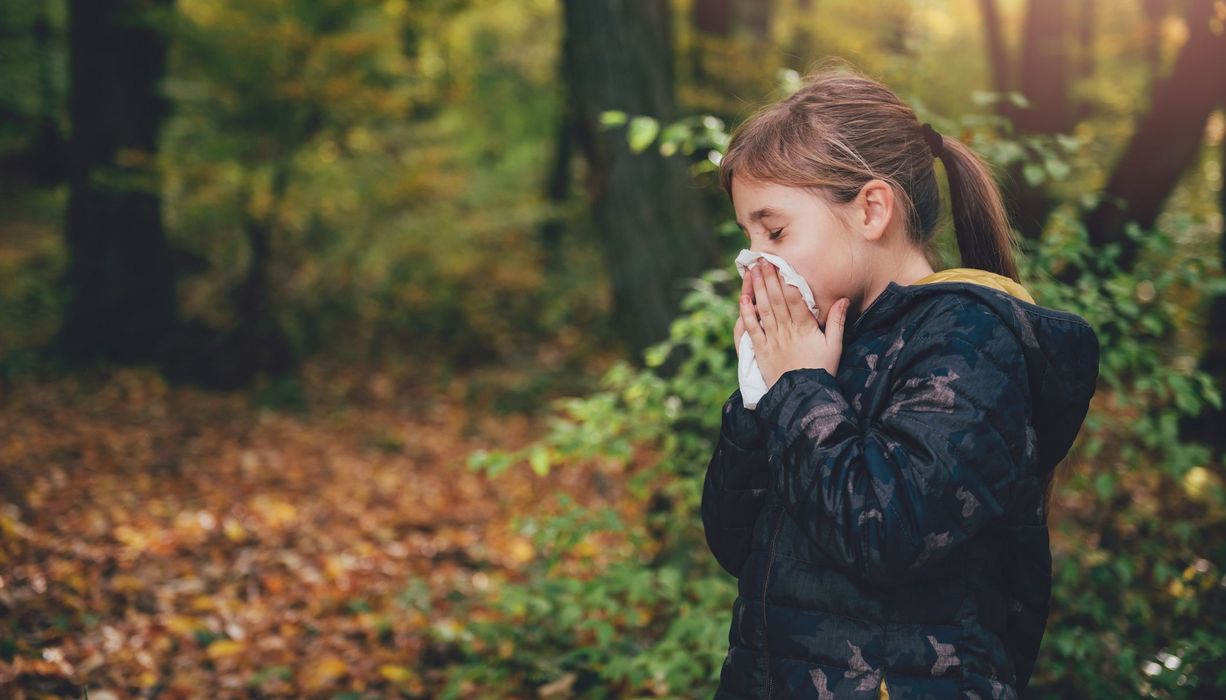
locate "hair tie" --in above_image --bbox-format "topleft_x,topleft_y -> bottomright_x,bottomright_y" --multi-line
920,123 -> 944,159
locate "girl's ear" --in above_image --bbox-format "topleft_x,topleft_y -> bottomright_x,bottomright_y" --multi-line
854,179 -> 894,243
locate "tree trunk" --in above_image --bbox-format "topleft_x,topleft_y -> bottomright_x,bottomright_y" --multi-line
979,0 -> 1011,95
1077,0 -> 1096,120
692,0 -> 773,37
562,0 -> 718,363
538,110 -> 574,271
740,0 -> 773,38
58,0 -> 175,365
879,2 -> 911,56
693,0 -> 734,35
1179,130 -> 1226,457
1073,0 -> 1226,278
1009,0 -> 1079,242
978,0 -> 1078,243
1142,0 -> 1169,74
788,0 -> 820,55
155,161 -> 297,391
1018,0 -> 1076,134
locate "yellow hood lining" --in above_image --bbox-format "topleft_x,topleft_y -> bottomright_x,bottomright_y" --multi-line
911,267 -> 1035,304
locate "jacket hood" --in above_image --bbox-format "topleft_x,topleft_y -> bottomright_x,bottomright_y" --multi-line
912,267 -> 1037,304
847,267 -> 1100,485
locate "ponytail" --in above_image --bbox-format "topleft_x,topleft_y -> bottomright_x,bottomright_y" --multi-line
933,132 -> 1021,282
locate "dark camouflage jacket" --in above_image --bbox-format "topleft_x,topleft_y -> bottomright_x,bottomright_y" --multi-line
702,271 -> 1100,699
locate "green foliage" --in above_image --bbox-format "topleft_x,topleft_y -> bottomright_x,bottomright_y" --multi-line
599,110 -> 729,164
0,188 -> 68,379
0,1 -> 67,154
158,0 -> 592,366
469,267 -> 737,483
1022,216 -> 1226,698
461,268 -> 741,696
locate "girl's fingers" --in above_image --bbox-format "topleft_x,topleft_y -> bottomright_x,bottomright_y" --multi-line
761,263 -> 793,324
739,292 -> 760,344
826,298 -> 850,349
740,267 -> 759,337
750,265 -> 775,333
782,282 -> 813,325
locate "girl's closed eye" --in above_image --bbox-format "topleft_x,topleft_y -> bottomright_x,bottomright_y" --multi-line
769,228 -> 784,241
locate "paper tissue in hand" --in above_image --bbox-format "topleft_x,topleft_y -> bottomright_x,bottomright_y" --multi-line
734,249 -> 820,410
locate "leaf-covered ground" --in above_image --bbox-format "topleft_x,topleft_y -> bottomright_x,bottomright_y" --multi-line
0,360 -> 637,698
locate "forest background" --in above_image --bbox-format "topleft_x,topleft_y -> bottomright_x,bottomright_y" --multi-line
2,0 -> 1226,698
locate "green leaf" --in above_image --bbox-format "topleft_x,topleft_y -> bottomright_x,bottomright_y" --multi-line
1023,162 -> 1046,186
529,444 -> 551,476
1056,134 -> 1080,152
600,110 -> 627,127
1007,91 -> 1031,108
627,116 -> 660,153
1045,158 -> 1071,180
644,343 -> 670,368
1094,472 -> 1116,501
776,68 -> 801,95
971,90 -> 997,107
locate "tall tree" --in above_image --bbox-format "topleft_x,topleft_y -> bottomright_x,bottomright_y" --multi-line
979,0 -> 1080,241
1076,0 -> 1096,119
982,0 -> 1224,255
1017,0 -> 1077,134
741,0 -> 773,38
978,0 -> 1009,102
1181,131 -> 1226,457
693,0 -> 735,35
786,0 -> 820,65
58,0 -> 176,364
1142,0 -> 1171,74
691,0 -> 772,37
562,0 -> 718,361
1077,0 -> 1226,274
689,0 -> 775,107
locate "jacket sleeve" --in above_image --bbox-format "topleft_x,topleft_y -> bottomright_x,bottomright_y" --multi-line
752,305 -> 1033,587
701,388 -> 770,578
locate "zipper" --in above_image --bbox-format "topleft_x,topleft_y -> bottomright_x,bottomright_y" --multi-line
762,506 -> 785,699
848,283 -> 898,339
756,279 -> 891,697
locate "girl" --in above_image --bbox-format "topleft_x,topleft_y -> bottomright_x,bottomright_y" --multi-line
701,65 -> 1100,699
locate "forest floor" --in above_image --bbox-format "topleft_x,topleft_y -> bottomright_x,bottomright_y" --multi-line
0,358 -> 638,699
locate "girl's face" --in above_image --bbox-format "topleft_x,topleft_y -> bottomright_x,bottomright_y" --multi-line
731,174 -> 869,327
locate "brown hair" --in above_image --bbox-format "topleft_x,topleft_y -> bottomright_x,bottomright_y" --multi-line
718,61 -> 1021,281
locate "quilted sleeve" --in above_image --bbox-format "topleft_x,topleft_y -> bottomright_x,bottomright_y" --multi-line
701,388 -> 770,578
752,301 -> 1034,587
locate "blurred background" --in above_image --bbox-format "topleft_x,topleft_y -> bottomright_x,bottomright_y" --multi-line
1,0 -> 1225,697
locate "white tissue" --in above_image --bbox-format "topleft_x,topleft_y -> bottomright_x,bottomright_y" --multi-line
734,249 -> 820,410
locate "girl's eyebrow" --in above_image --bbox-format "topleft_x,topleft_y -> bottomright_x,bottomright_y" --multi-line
736,206 -> 781,232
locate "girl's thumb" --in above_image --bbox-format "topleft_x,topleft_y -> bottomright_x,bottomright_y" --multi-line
827,298 -> 850,341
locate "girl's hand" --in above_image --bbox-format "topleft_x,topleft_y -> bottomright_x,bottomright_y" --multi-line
732,268 -> 753,359
739,262 -> 850,389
